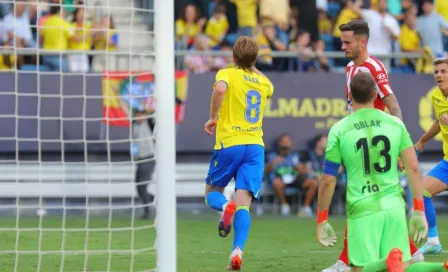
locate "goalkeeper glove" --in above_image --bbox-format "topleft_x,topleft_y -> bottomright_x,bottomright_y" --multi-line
409,199 -> 428,244
316,209 -> 337,247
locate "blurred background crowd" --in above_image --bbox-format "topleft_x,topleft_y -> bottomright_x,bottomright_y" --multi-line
1,0 -> 447,74
174,0 -> 448,73
0,0 -> 117,72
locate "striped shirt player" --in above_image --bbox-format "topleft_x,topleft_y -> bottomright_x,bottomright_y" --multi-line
345,56 -> 393,112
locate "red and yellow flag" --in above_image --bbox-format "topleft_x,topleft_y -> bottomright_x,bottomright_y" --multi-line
102,71 -> 188,127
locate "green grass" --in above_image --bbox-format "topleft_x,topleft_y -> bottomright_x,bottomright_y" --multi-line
1,213 -> 448,271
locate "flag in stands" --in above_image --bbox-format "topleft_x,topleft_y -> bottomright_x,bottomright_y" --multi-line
102,71 -> 188,126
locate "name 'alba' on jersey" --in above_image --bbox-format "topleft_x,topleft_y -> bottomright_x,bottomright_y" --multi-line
213,67 -> 274,150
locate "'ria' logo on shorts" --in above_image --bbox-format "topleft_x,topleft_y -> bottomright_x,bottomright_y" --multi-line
362,181 -> 379,194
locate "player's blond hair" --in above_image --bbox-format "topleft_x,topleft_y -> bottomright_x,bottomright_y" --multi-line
233,36 -> 258,71
434,57 -> 448,66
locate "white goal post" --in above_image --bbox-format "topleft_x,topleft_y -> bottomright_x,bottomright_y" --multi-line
0,0 -> 176,271
154,0 -> 177,272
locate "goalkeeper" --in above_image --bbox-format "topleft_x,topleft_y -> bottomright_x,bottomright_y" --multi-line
317,72 -> 448,272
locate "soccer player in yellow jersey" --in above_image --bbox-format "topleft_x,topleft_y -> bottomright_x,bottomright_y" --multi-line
204,36 -> 274,270
416,57 -> 448,256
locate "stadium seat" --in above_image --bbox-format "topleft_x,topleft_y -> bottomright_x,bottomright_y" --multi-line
21,64 -> 51,71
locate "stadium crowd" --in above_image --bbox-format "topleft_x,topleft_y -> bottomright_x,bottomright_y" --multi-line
175,0 -> 448,73
263,133 -> 347,217
0,0 -> 117,72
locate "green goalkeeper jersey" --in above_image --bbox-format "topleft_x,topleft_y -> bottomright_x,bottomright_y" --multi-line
325,108 -> 414,219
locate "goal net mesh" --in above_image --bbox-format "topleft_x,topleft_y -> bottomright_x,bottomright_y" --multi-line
0,0 -> 157,271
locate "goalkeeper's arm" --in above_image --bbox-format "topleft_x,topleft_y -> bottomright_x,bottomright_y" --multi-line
400,147 -> 424,201
316,171 -> 338,247
400,147 -> 428,243
317,173 -> 336,216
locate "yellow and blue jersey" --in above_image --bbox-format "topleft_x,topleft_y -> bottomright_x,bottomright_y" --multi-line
213,67 -> 274,150
432,87 -> 448,160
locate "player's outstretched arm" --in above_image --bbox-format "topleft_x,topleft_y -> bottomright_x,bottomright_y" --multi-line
400,147 -> 428,243
415,120 -> 441,152
316,174 -> 337,247
382,94 -> 403,121
205,81 -> 227,135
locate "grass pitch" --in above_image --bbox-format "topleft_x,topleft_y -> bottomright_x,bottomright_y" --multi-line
1,213 -> 447,271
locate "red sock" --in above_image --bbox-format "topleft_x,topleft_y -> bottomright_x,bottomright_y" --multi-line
338,226 -> 349,265
408,235 -> 418,255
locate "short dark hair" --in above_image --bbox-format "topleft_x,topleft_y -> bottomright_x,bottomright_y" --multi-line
423,0 -> 434,4
350,72 -> 376,104
339,20 -> 370,40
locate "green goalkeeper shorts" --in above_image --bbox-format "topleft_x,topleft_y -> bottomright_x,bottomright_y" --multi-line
347,206 -> 410,267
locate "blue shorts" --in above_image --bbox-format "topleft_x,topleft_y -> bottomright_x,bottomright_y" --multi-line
427,160 -> 448,184
205,144 -> 264,199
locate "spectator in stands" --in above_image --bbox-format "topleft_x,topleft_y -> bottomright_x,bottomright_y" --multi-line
416,0 -> 448,58
288,7 -> 300,44
92,15 -> 118,72
332,0 -> 360,67
397,0 -> 415,22
264,26 -> 288,70
3,0 -> 34,68
211,40 -> 232,69
0,1 -> 10,19
435,0 -> 448,51
230,0 -> 257,37
314,40 -> 330,72
204,4 -> 228,49
259,0 -> 290,45
290,30 -> 330,72
351,0 -> 400,68
303,134 -> 346,213
41,4 -> 80,72
68,7 -> 91,72
255,25 -> 273,70
28,0 -> 44,43
265,134 -> 318,217
185,35 -> 212,73
118,99 -> 155,221
175,4 -> 206,49
290,30 -> 315,71
399,8 -> 421,72
318,8 -> 332,36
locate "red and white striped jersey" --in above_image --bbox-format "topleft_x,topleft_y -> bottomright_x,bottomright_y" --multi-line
345,56 -> 393,112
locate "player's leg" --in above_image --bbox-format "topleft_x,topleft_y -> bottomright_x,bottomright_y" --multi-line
419,161 -> 448,255
358,249 -> 448,272
358,207 -> 446,272
205,146 -> 245,237
348,211 -> 385,272
380,207 -> 411,270
226,144 -> 264,270
322,226 -> 350,272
